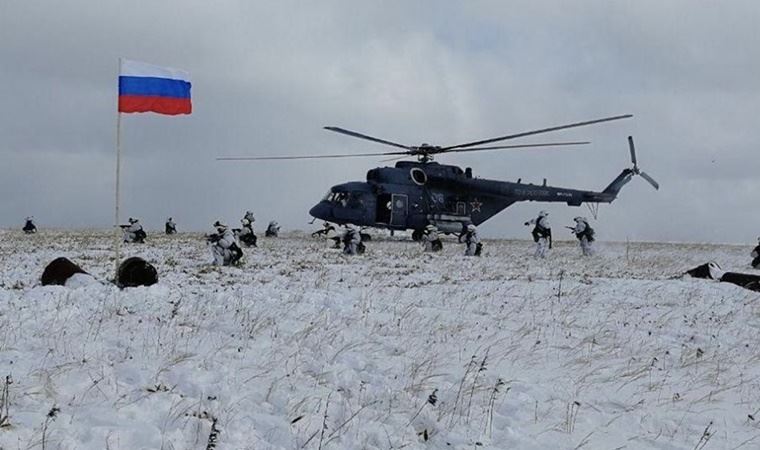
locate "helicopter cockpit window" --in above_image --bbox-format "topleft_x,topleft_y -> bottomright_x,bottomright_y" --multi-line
331,192 -> 348,205
348,191 -> 364,207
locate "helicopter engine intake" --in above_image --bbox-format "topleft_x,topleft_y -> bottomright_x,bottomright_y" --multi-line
410,168 -> 428,185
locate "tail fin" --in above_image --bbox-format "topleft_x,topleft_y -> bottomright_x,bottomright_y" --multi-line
602,169 -> 635,197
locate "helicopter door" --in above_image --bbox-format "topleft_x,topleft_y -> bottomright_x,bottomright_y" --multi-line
376,193 -> 392,224
390,194 -> 408,226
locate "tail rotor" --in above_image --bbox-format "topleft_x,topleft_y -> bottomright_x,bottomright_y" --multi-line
628,136 -> 659,190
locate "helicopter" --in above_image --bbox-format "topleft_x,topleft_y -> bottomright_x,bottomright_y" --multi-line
218,114 -> 659,240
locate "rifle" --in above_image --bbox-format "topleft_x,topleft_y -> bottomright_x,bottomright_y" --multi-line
311,226 -> 335,238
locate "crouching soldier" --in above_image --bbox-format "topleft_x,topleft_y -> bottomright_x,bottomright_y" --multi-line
342,224 -> 364,255
459,224 -> 482,256
208,221 -> 243,266
752,237 -> 760,269
421,224 -> 443,252
122,218 -> 146,243
165,217 -> 177,235
23,217 -> 37,234
569,217 -> 595,256
265,221 -> 280,237
236,218 -> 257,247
525,211 -> 551,258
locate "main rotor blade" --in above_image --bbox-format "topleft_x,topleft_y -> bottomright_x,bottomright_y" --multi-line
217,150 -> 409,161
217,141 -> 591,161
323,126 -> 412,150
628,136 -> 638,167
639,171 -> 660,190
441,114 -> 633,150
442,141 -> 590,154
379,155 -> 410,163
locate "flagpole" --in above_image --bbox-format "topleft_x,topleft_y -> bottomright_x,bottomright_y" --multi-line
114,57 -> 123,281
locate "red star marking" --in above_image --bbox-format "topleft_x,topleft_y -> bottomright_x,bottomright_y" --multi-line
470,198 -> 482,213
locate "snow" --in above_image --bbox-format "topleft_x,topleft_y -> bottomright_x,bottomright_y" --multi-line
1,230 -> 759,449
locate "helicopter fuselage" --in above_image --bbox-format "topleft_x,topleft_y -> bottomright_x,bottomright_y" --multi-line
309,160 -> 632,234
219,116 -> 656,230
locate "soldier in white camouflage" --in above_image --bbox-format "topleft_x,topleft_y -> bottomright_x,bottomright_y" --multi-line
570,217 -> 595,256
525,211 -> 551,258
459,224 -> 482,256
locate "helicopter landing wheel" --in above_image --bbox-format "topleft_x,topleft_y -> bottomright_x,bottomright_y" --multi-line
411,229 -> 423,242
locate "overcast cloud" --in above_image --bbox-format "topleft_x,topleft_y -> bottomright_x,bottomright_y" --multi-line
1,1 -> 758,243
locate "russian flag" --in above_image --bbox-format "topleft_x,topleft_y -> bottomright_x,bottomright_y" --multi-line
118,59 -> 192,115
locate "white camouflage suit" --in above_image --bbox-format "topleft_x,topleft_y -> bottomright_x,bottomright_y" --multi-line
212,228 -> 238,265
342,227 -> 361,255
573,219 -> 594,256
459,226 -> 480,256
422,226 -> 440,252
266,221 -> 280,237
123,221 -> 143,243
526,215 -> 551,258
238,219 -> 254,239
165,218 -> 177,234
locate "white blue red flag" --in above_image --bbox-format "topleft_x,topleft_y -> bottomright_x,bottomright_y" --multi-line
118,59 -> 192,115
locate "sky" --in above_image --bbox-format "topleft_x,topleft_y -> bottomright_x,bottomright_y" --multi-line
1,1 -> 758,243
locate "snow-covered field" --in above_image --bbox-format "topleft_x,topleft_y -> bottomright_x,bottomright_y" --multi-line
1,229 -> 759,449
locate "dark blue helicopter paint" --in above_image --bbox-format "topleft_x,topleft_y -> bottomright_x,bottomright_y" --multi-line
217,115 -> 657,234
309,160 -> 639,234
